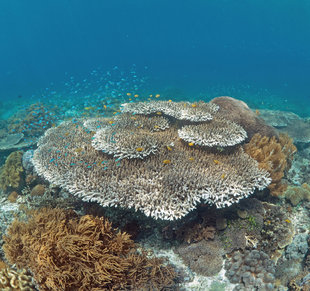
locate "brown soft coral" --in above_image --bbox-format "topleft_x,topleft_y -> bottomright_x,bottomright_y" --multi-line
244,133 -> 297,196
0,151 -> 24,191
3,208 -> 176,291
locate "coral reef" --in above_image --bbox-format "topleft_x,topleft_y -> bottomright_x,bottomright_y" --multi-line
244,133 -> 297,197
0,151 -> 24,192
224,249 -> 275,290
32,100 -> 271,220
0,266 -> 36,290
210,96 -> 278,140
284,183 -> 310,206
8,102 -> 58,138
3,208 -> 176,291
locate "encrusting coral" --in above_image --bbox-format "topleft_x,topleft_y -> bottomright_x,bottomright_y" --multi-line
0,151 -> 24,191
32,100 -> 271,220
244,133 -> 297,197
3,208 -> 176,291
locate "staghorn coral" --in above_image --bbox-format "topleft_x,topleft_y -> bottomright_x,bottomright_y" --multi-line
178,118 -> 247,147
0,266 -> 36,291
32,100 -> 271,220
244,133 -> 297,197
0,151 -> 24,192
3,208 -> 176,291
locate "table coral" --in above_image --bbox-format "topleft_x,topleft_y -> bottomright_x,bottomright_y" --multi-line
3,208 -> 176,291
0,151 -> 24,192
32,100 -> 271,220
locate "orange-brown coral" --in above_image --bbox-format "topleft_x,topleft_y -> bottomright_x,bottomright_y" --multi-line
3,208 -> 176,291
244,133 -> 297,196
0,151 -> 24,192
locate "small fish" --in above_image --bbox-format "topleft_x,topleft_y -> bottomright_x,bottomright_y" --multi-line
191,104 -> 197,108
163,159 -> 171,164
213,159 -> 220,165
136,147 -> 144,152
155,94 -> 160,98
188,157 -> 194,161
166,146 -> 172,151
156,112 -> 162,115
285,219 -> 291,223
255,109 -> 260,115
188,142 -> 194,147
126,93 -> 131,96
221,173 -> 226,179
168,99 -> 172,102
134,94 -> 139,97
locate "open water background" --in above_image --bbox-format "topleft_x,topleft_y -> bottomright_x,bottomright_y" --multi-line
0,0 -> 309,116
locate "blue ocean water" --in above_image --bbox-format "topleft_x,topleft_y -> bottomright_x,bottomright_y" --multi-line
0,0 -> 309,117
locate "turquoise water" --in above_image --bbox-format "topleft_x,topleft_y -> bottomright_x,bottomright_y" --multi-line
0,0 -> 309,116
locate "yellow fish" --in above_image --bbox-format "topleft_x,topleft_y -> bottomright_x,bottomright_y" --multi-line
163,159 -> 171,164
188,142 -> 194,147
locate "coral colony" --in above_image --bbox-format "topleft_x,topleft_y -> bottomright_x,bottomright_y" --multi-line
32,100 -> 271,220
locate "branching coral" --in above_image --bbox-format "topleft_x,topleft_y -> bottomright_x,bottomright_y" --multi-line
0,151 -> 24,191
3,208 -> 176,291
32,100 -> 271,220
244,133 -> 297,197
